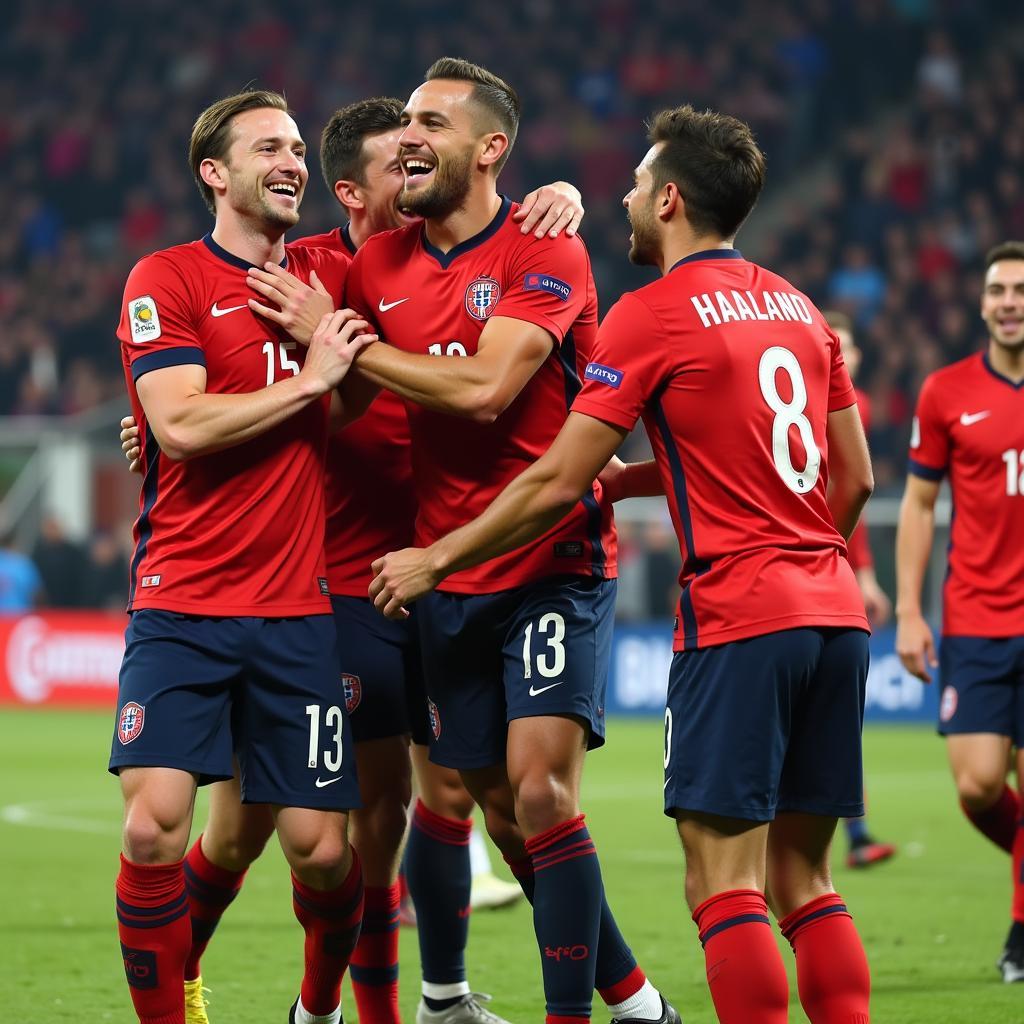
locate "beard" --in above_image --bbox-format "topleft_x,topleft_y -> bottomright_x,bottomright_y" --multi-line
399,146 -> 474,220
628,199 -> 660,266
230,171 -> 302,231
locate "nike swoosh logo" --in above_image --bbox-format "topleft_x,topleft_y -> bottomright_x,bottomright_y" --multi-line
959,411 -> 991,426
314,776 -> 344,788
378,298 -> 409,312
664,776 -> 672,790
528,681 -> 564,697
211,302 -> 248,318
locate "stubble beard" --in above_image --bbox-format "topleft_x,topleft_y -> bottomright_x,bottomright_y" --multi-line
399,147 -> 474,220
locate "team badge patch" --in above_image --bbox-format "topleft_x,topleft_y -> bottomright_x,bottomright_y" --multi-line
465,276 -> 501,320
939,685 -> 958,723
342,673 -> 362,715
118,702 -> 145,745
129,296 -> 161,343
524,273 -> 572,301
427,698 -> 441,740
584,362 -> 624,389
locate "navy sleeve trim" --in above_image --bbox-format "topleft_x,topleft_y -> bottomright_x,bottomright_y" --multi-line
907,457 -> 945,482
131,347 -> 206,381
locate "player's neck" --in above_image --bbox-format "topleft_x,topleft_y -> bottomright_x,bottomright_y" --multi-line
210,217 -> 287,270
987,340 -> 1024,383
659,233 -> 735,276
423,188 -> 503,254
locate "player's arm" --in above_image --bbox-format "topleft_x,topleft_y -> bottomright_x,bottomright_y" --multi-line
513,181 -> 584,238
370,412 -> 627,618
355,316 -> 553,423
895,474 -> 941,682
138,311 -> 375,460
824,403 -> 874,540
246,265 -> 335,344
598,456 -> 664,502
328,370 -> 382,431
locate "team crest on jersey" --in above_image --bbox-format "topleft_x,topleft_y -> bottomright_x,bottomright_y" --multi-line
427,698 -> 441,739
465,276 -> 501,320
939,686 -> 958,723
342,673 -> 362,715
129,296 -> 161,343
118,702 -> 145,745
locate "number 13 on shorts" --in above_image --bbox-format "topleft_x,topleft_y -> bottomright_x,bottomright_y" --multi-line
522,612 -> 567,681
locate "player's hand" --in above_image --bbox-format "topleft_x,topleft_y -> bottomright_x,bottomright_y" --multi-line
120,415 -> 142,474
302,310 -> 377,394
369,547 -> 441,620
514,181 -> 584,238
856,568 -> 892,626
247,265 -> 334,345
895,610 -> 938,683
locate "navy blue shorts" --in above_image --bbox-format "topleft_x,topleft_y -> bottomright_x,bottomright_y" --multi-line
663,627 -> 868,822
331,595 -> 430,746
417,576 -> 615,769
938,636 -> 1024,742
108,610 -> 360,810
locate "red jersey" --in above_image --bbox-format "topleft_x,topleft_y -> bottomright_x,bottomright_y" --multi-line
119,234 -> 348,616
289,227 -> 417,595
346,196 -> 616,593
572,249 -> 867,651
909,352 -> 1024,637
846,388 -> 873,571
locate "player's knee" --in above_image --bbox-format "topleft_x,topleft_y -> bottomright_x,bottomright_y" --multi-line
205,821 -> 274,872
513,772 -> 577,836
122,804 -> 189,864
955,769 -> 1005,810
288,833 -> 351,888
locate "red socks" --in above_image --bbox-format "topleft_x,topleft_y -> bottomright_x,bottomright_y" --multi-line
182,835 -> 247,980
1013,819 -> 1024,924
962,784 -> 1019,854
780,893 -> 871,1024
692,889 -> 789,1024
349,882 -> 401,1024
291,852 -> 365,1016
116,855 -> 191,1024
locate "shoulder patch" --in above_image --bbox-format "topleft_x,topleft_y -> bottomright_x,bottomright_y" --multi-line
584,362 -> 624,389
524,273 -> 572,301
129,296 -> 162,344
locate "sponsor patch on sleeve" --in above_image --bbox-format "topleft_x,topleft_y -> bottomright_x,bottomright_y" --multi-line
523,273 -> 572,301
584,362 -> 624,389
129,296 -> 162,343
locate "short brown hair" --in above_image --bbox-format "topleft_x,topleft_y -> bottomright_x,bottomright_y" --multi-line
424,57 -> 520,173
986,241 -> 1024,269
822,310 -> 853,333
319,97 -> 404,192
647,105 -> 766,239
189,90 -> 290,214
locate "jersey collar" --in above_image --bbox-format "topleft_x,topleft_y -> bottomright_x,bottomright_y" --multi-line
202,233 -> 288,272
668,248 -> 743,274
420,195 -> 512,270
341,223 -> 358,256
982,352 -> 1024,390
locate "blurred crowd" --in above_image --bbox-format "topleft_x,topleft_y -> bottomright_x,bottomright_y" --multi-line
2,0 -> 1019,613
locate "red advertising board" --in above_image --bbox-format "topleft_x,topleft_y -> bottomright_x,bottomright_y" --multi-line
0,612 -> 127,707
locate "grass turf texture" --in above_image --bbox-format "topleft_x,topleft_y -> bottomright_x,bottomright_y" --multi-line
0,710 -> 1015,1023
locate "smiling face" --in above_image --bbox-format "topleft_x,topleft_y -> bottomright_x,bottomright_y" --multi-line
623,143 -> 663,267
210,107 -> 308,230
397,79 -> 481,220
355,127 -> 422,234
982,258 -> 1024,351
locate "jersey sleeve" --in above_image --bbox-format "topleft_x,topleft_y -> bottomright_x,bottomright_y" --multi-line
907,374 -> 948,480
570,294 -> 666,432
118,255 -> 206,381
827,328 -> 857,411
491,233 -> 593,344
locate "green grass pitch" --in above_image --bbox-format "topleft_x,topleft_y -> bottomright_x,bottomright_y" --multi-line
0,710 -> 1017,1023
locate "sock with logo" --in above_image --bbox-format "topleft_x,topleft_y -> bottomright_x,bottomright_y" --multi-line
779,892 -> 871,1024
349,882 -> 401,1024
525,815 -> 604,1023
182,835 -> 247,981
504,851 -> 660,1018
405,798 -> 472,1009
963,784 -> 1019,854
116,854 -> 191,1024
692,889 -> 789,1024
292,852 -> 364,1016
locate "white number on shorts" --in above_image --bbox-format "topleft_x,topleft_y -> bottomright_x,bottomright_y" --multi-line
1002,449 -> 1024,496
263,340 -> 301,386
427,341 -> 469,357
522,612 -> 567,680
663,707 -> 672,770
305,704 -> 343,770
757,346 -> 821,493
